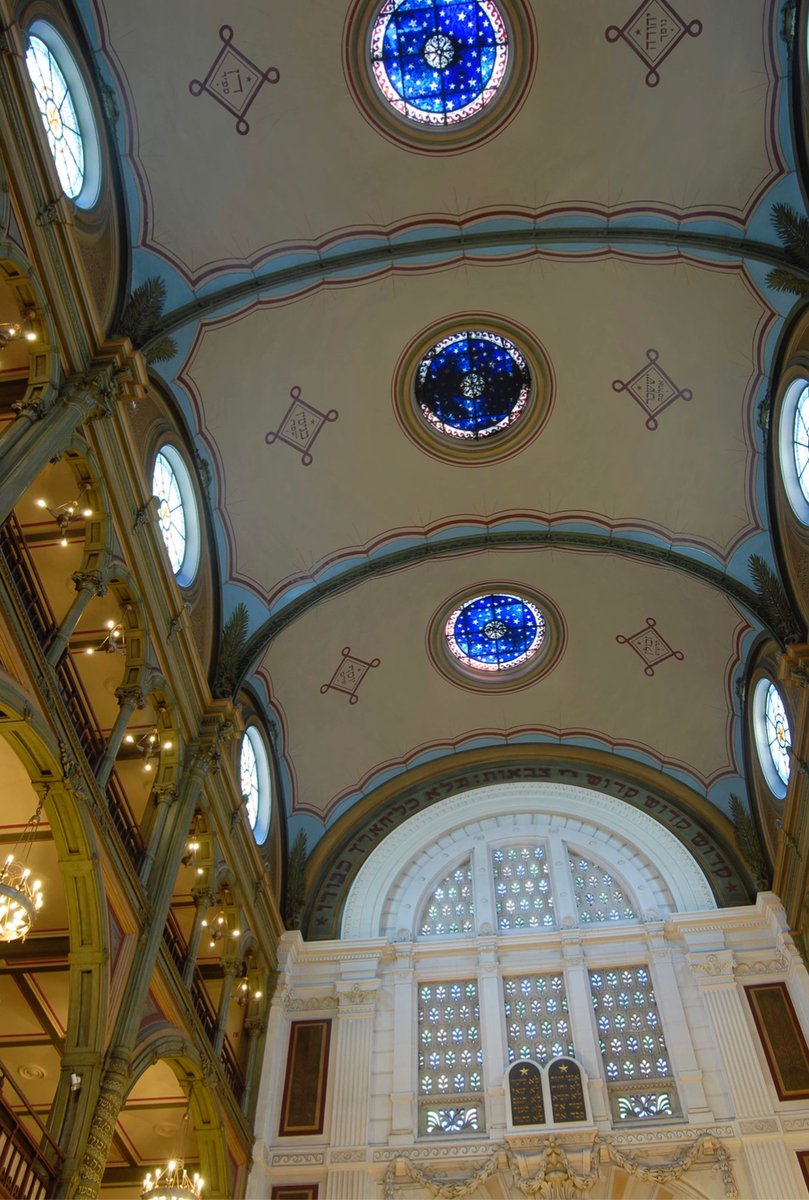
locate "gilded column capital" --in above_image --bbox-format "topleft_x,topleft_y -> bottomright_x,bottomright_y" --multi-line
72,569 -> 108,597
114,684 -> 146,710
191,886 -> 217,909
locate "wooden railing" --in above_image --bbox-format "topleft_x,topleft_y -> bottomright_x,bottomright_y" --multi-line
162,911 -> 188,975
0,514 -> 54,645
188,970 -> 245,1105
0,1062 -> 63,1199
54,653 -> 105,768
106,770 -> 146,874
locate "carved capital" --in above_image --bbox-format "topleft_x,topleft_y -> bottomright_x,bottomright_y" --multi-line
151,784 -> 178,804
191,886 -> 217,909
72,568 -> 108,597
222,958 -> 243,978
11,393 -> 48,421
114,684 -> 146,710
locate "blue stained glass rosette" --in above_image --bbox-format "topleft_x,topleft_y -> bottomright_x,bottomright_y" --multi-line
446,593 -> 545,672
370,0 -> 509,126
416,330 -> 530,439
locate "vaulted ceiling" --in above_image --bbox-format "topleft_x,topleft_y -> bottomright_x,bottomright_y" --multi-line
84,0 -> 802,856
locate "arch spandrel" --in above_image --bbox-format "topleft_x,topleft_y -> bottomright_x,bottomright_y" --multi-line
304,748 -> 753,940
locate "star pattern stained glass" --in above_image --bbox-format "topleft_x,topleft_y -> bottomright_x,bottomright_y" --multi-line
446,593 -> 545,673
416,330 -> 530,440
152,452 -> 187,576
794,385 -> 809,506
764,683 -> 791,787
240,733 -> 259,830
370,0 -> 509,127
25,36 -> 84,199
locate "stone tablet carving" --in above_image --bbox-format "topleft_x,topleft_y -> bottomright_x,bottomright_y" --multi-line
509,1061 -> 545,1126
548,1057 -> 587,1123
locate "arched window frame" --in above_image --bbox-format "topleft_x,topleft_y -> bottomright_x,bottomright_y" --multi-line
24,20 -> 102,209
240,723 -> 272,845
151,443 -> 201,589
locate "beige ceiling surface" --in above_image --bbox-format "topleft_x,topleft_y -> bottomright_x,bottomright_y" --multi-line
260,549 -> 749,819
184,253 -> 767,598
99,0 -> 778,278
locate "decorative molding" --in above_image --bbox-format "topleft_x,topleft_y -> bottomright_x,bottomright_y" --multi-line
189,24 -> 280,135
330,1149 -> 366,1163
270,1153 -> 325,1166
281,989 -> 338,1013
616,616 -> 684,676
738,1118 -> 779,1135
605,4 -> 702,88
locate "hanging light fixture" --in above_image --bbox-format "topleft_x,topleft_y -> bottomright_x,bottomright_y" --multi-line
141,1107 -> 203,1200
35,482 -> 93,546
85,616 -> 127,656
201,891 -> 240,950
0,798 -> 45,942
0,308 -> 38,351
123,725 -> 173,773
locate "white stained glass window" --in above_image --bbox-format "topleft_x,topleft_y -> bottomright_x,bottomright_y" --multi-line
764,682 -> 791,787
151,445 -> 200,588
793,384 -> 809,506
418,980 -> 482,1134
568,851 -> 637,925
24,24 -> 100,208
503,974 -> 573,1065
240,726 -> 271,844
590,965 -> 679,1122
419,860 -> 474,937
26,35 -> 84,199
492,843 -> 554,930
753,677 -> 791,799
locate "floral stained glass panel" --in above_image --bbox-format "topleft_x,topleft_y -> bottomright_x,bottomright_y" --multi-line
25,36 -> 84,198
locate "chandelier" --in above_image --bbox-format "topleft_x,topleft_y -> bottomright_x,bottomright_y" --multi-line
0,799 -> 45,942
142,1104 -> 203,1200
35,482 -> 93,546
0,308 -> 38,351
141,1161 -> 203,1200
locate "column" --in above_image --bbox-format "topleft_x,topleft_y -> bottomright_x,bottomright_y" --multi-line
0,370 -> 116,523
46,570 -> 108,666
688,950 -> 798,1199
479,937 -> 506,1135
325,981 -> 379,1200
388,946 -> 414,1143
69,1051 -> 131,1199
139,785 -> 177,886
560,934 -> 610,1122
183,887 -> 216,986
95,685 -> 145,789
241,1010 -> 268,1115
649,937 -> 712,1121
214,959 -> 241,1056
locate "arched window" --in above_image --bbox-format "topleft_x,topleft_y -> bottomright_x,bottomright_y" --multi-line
752,678 -> 791,799
240,726 -> 272,844
779,377 -> 809,523
24,22 -> 101,208
418,860 -> 474,936
151,445 -> 201,588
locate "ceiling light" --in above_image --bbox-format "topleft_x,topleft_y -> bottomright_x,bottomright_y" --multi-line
0,799 -> 45,942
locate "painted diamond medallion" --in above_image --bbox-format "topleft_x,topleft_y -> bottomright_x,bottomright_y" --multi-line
189,25 -> 280,134
616,617 -> 684,676
606,1 -> 702,87
612,349 -> 692,430
266,387 -> 339,466
320,647 -> 381,703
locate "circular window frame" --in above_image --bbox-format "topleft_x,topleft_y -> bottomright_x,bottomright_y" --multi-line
151,443 -> 201,589
751,676 -> 792,800
241,725 -> 272,845
25,20 -> 101,210
778,375 -> 809,524
394,314 -> 553,466
427,581 -> 566,693
343,0 -> 537,155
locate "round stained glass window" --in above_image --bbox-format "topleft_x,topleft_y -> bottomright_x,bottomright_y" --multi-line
24,23 -> 100,208
780,377 -> 809,523
370,0 -> 509,127
446,592 -> 545,671
416,330 -> 530,440
240,727 -> 271,844
753,678 -> 791,799
152,445 -> 200,588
